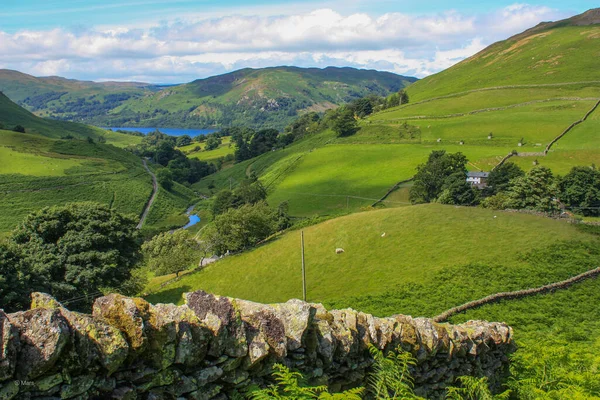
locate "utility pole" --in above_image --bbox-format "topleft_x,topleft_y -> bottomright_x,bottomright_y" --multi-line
346,196 -> 349,209
229,177 -> 233,190
301,231 -> 306,302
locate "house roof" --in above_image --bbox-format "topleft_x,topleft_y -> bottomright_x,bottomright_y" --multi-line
467,171 -> 489,178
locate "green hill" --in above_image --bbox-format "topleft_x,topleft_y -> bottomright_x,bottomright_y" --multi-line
0,95 -> 196,235
183,10 -> 599,218
0,67 -> 416,130
147,204 -> 598,306
406,8 -> 600,102
0,91 -> 142,147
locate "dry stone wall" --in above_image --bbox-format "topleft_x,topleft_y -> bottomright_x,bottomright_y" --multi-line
0,291 -> 514,399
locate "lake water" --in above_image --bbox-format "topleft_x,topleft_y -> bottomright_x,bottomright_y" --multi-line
104,127 -> 217,137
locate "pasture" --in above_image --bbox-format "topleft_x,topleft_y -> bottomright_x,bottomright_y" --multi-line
146,204 -> 598,306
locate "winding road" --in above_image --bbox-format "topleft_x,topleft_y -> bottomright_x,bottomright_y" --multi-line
137,159 -> 158,229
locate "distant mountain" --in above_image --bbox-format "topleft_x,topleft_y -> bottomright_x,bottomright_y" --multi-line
0,67 -> 417,130
406,8 -> 600,102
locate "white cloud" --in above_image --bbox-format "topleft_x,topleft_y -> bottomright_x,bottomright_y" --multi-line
0,4 -> 567,83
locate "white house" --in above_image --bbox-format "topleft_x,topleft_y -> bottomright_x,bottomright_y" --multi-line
466,171 -> 489,188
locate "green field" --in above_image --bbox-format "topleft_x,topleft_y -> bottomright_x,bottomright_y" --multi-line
146,204 -> 598,305
0,95 -> 194,234
179,136 -> 234,163
191,85 -> 597,218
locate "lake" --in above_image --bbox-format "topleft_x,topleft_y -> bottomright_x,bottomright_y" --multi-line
103,127 -> 217,137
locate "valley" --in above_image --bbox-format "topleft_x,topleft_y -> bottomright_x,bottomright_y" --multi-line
0,6 -> 599,399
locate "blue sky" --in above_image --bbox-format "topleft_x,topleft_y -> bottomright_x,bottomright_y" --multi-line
0,1 -> 596,82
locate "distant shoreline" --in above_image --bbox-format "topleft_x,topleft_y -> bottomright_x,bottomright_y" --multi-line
102,126 -> 217,137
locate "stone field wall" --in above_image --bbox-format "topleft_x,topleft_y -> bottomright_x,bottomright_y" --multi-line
0,291 -> 514,399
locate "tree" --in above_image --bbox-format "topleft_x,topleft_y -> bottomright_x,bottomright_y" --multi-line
351,98 -> 374,118
205,136 -> 222,151
12,125 -> 25,133
210,180 -> 268,216
386,93 -> 400,108
157,168 -> 174,191
155,141 -> 177,166
234,135 -> 253,162
235,179 -> 267,206
503,166 -> 559,212
558,166 -> 600,216
249,128 -> 279,156
410,151 -> 468,204
332,108 -> 358,137
205,202 -> 282,255
176,135 -> 192,147
142,230 -> 200,277
211,189 -> 236,216
399,90 -> 410,105
284,112 -> 320,141
0,243 -> 28,311
437,172 -> 480,206
8,202 -> 141,311
486,162 -> 525,195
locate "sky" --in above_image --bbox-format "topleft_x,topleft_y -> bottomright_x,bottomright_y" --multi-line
0,0 -> 596,83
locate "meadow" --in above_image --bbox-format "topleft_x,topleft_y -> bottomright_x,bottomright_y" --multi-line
179,136 -> 234,163
0,131 -> 192,235
190,90 -> 597,217
146,204 -> 598,305
406,25 -> 600,101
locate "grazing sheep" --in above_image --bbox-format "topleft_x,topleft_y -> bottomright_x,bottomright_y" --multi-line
335,248 -> 345,254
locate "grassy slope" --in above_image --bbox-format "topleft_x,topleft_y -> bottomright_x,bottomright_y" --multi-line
146,204 -> 598,305
0,92 -> 141,147
0,96 -> 192,234
187,18 -> 599,217
406,24 -> 600,102
0,135 -> 153,233
147,204 -> 600,395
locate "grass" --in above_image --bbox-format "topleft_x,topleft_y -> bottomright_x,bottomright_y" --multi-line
266,143 -> 511,216
378,86 -> 600,119
146,204 -> 598,305
500,104 -> 600,175
191,91 -> 596,218
0,92 -> 137,147
372,100 -> 596,147
406,25 -> 600,102
144,178 -> 197,231
0,95 -> 196,235
180,137 -> 235,163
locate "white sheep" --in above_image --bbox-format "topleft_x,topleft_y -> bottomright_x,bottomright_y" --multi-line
335,248 -> 345,254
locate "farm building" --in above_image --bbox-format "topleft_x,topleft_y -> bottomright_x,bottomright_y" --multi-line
466,171 -> 489,188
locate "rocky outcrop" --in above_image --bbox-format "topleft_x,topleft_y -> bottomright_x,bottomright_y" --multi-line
0,292 -> 514,399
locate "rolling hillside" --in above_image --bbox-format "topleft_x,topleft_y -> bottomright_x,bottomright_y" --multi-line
406,8 -> 600,102
0,67 -> 416,130
0,95 -> 196,235
187,9 -> 599,217
0,91 -> 142,147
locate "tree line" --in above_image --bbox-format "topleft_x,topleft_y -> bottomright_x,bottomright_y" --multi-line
409,150 -> 600,216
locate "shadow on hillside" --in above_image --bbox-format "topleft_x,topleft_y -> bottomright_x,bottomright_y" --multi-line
146,285 -> 191,305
